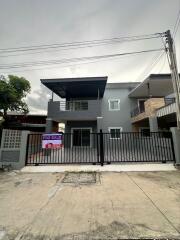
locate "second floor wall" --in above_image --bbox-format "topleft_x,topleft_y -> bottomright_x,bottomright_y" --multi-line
101,87 -> 133,131
46,82 -> 140,131
48,98 -> 102,121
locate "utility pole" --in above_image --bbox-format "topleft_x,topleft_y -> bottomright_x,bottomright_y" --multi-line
165,30 -> 180,129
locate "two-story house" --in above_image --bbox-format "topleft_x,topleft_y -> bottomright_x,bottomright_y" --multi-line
41,77 -> 139,147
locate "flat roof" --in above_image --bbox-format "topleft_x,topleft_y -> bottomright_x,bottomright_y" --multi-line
7,112 -> 47,117
106,82 -> 140,89
41,76 -> 107,98
129,74 -> 174,98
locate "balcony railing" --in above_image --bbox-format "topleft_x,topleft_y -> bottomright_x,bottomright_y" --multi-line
59,101 -> 88,111
131,98 -> 176,118
48,99 -> 101,120
164,98 -> 176,106
131,106 -> 145,118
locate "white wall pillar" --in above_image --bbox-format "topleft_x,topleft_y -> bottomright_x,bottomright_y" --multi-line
0,130 -> 30,170
97,117 -> 103,132
45,118 -> 53,133
149,116 -> 159,132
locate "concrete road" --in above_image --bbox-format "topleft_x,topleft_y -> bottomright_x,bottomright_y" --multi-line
0,170 -> 180,239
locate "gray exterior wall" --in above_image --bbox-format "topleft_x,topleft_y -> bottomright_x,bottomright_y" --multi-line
64,121 -> 97,147
48,99 -> 101,122
45,82 -> 139,133
65,120 -> 97,133
101,85 -> 133,132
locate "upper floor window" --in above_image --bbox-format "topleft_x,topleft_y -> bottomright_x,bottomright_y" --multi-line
108,99 -> 120,111
65,101 -> 88,111
138,99 -> 146,112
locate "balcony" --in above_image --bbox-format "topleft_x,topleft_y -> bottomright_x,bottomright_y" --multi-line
48,99 -> 102,121
156,98 -> 176,117
131,98 -> 165,123
131,106 -> 145,118
164,97 -> 176,106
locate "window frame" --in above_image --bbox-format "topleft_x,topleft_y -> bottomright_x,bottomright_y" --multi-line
108,99 -> 120,111
137,99 -> 147,112
108,127 -> 123,139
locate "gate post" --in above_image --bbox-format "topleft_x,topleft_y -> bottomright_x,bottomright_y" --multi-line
99,129 -> 104,166
96,133 -> 100,164
170,127 -> 180,165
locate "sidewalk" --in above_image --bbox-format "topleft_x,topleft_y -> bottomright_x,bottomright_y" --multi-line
21,163 -> 177,173
0,170 -> 179,239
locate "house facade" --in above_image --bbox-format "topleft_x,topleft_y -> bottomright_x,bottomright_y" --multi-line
41,74 -> 177,147
41,77 -> 139,147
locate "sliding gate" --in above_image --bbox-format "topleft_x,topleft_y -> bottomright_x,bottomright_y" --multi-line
25,131 -> 175,165
26,133 -> 99,165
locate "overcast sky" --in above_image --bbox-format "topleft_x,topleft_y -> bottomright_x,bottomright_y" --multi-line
0,0 -> 180,114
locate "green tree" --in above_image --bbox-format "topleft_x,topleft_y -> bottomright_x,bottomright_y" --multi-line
0,75 -> 31,118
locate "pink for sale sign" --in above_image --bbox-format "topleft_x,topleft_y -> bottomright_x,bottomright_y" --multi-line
42,133 -> 63,149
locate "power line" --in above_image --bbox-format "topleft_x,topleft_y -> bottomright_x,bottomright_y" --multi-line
157,52 -> 167,73
135,50 -> 165,82
0,36 -> 161,58
173,5 -> 180,37
0,48 -> 164,70
0,55 -> 126,74
0,33 -> 162,55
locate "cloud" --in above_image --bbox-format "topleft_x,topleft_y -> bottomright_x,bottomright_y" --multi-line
0,0 -> 180,114
26,84 -> 51,113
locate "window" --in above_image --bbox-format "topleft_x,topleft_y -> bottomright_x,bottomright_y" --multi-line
108,99 -> 120,111
109,127 -> 122,139
65,101 -> 88,111
138,99 -> 146,112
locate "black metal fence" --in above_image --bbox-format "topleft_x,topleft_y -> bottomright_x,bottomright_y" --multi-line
25,131 -> 175,166
26,133 -> 99,165
103,131 -> 175,163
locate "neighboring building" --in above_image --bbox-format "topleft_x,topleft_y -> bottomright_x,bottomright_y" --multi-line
41,74 -> 177,146
4,112 -> 47,132
129,74 -> 177,135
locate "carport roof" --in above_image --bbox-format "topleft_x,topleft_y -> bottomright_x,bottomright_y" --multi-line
41,76 -> 107,98
128,74 -> 175,98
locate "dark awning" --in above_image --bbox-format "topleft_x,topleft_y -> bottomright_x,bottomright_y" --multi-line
41,76 -> 107,98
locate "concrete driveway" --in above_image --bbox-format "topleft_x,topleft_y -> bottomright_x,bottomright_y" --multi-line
0,170 -> 180,239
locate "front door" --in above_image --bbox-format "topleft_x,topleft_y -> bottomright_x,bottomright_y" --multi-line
72,128 -> 91,147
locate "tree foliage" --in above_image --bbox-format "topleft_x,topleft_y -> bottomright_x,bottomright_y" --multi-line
0,75 -> 31,117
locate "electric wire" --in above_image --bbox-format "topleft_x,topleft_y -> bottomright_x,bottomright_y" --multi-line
173,6 -> 180,37
0,48 -> 164,70
0,36 -> 161,58
134,50 -> 165,82
0,33 -> 162,54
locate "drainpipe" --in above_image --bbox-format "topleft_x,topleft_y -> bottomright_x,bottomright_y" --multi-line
51,91 -> 54,101
147,83 -> 152,98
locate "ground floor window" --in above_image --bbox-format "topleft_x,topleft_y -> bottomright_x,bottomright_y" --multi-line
108,127 -> 123,139
71,128 -> 91,147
